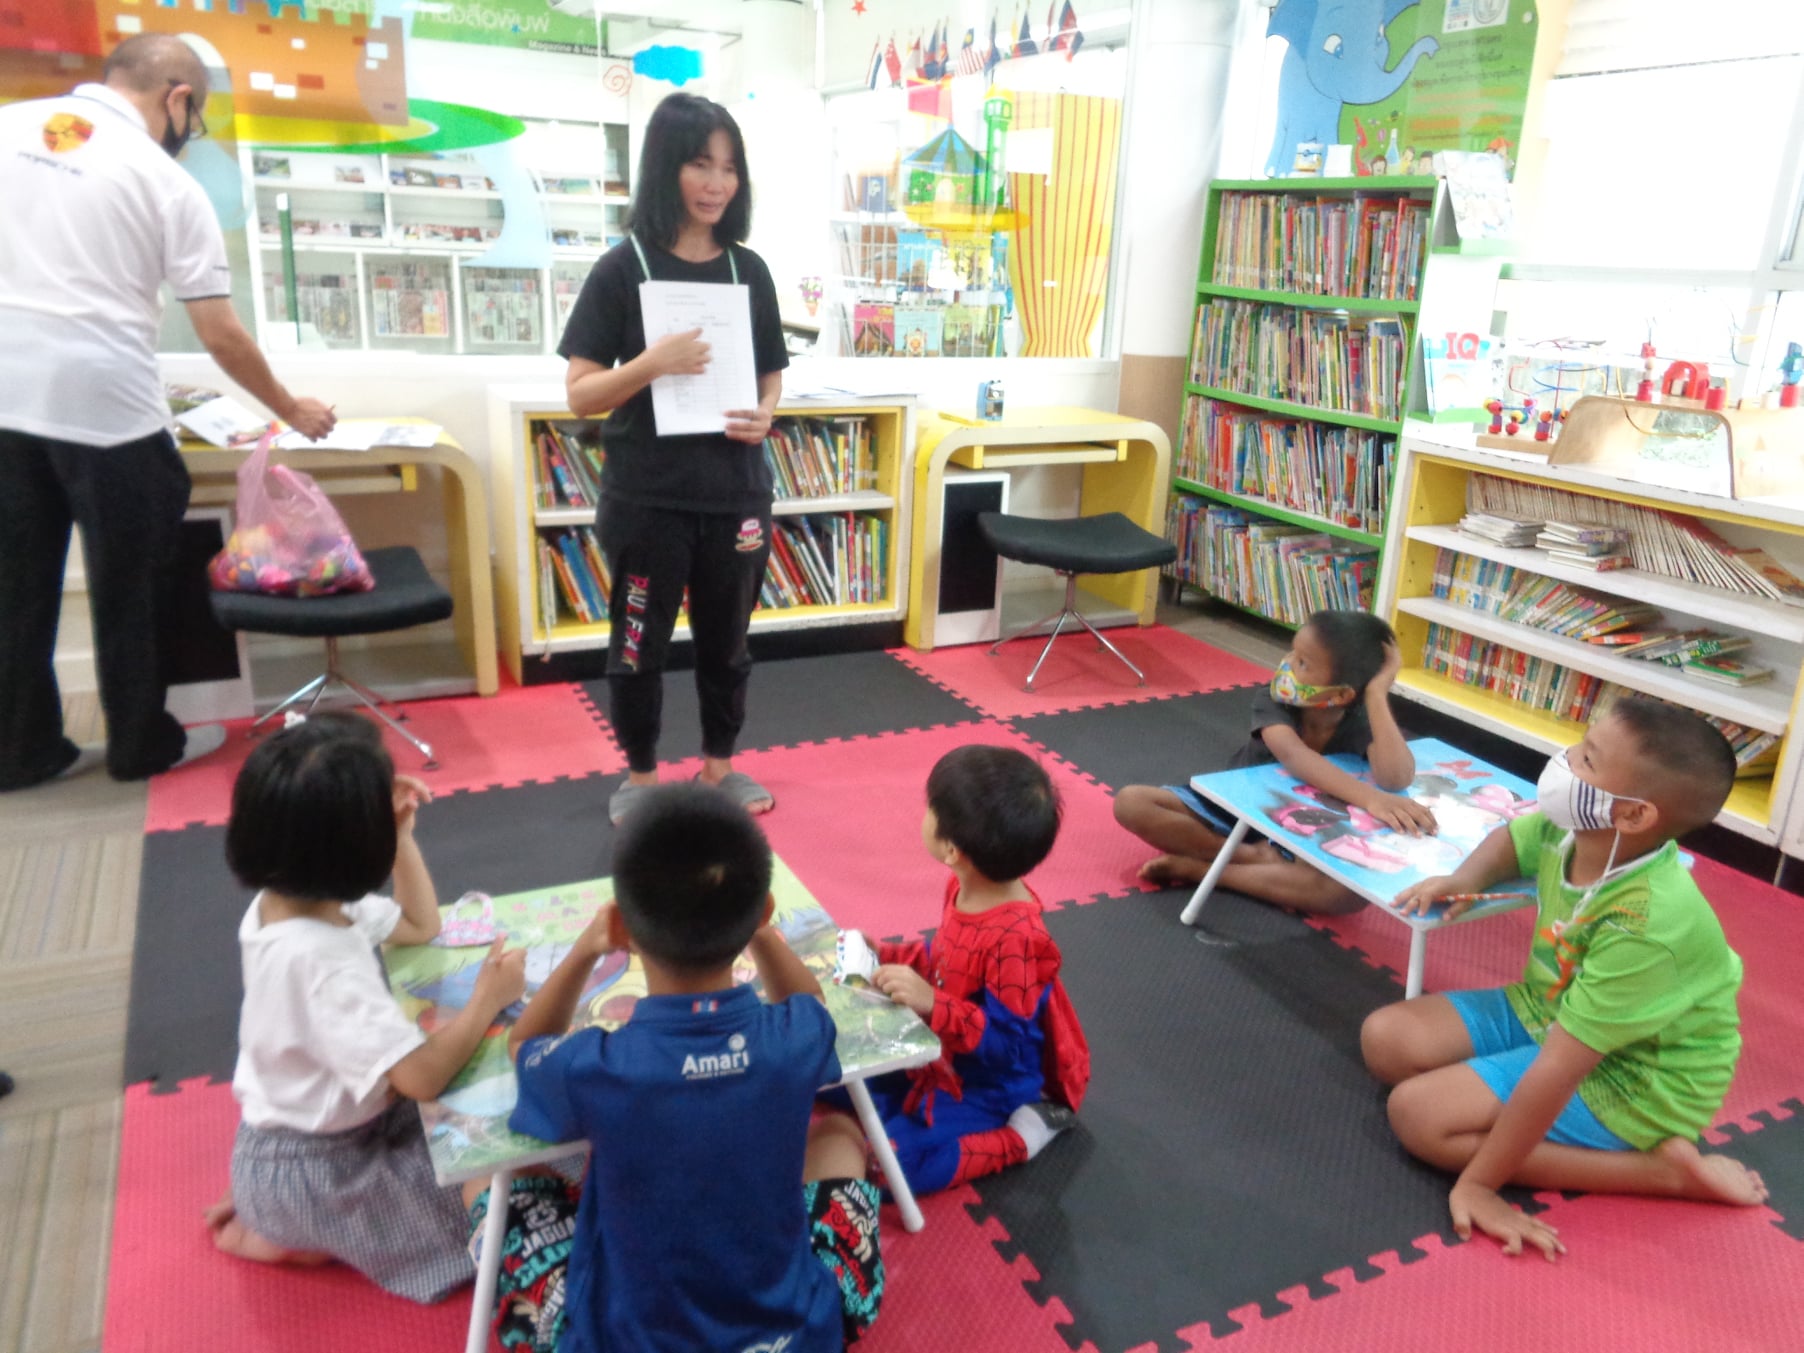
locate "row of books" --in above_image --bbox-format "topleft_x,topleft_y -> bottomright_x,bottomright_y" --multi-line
763,418 -> 879,500
1430,549 -> 1662,640
1211,191 -> 1430,301
1165,495 -> 1208,585
1421,622 -> 1609,724
532,424 -> 606,510
1190,300 -> 1406,420
1203,506 -> 1378,625
1421,626 -> 1780,776
1458,510 -> 1633,571
761,515 -> 889,609
1179,396 -> 1394,533
1466,475 -> 1804,606
537,527 -> 611,628
846,300 -> 1003,358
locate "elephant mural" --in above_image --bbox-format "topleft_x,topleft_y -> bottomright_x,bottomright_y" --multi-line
1264,0 -> 1439,177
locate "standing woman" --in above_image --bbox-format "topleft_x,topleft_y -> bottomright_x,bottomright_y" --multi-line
560,93 -> 788,825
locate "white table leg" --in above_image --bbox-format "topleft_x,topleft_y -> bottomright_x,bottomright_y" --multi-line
1405,930 -> 1426,1000
1179,818 -> 1250,926
466,1166 -> 514,1353
846,1078 -> 923,1234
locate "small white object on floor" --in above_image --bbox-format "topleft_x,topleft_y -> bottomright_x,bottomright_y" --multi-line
175,724 -> 227,768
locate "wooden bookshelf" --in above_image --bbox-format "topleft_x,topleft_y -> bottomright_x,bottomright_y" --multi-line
1376,437 -> 1804,853
487,386 -> 914,682
1168,177 -> 1503,628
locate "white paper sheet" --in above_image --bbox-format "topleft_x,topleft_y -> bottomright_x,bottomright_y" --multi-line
175,395 -> 268,447
272,421 -> 443,452
639,279 -> 758,436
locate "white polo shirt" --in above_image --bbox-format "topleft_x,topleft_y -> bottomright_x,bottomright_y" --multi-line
0,83 -> 231,447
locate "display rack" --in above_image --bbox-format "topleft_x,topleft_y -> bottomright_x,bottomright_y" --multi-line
487,386 -> 914,684
1376,436 -> 1804,854
1167,176 -> 1500,627
246,124 -> 627,356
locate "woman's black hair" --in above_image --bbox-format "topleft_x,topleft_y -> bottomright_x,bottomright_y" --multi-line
625,92 -> 751,248
1303,609 -> 1396,696
225,713 -> 396,904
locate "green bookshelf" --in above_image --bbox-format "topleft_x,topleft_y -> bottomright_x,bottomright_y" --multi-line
1169,175 -> 1454,628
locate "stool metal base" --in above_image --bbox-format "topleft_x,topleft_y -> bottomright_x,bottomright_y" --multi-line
987,574 -> 1146,691
248,637 -> 438,768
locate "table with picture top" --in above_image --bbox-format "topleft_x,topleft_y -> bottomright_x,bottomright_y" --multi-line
1178,738 -> 1543,998
386,857 -> 942,1353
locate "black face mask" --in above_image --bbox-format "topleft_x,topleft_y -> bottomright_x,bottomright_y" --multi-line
161,83 -> 199,158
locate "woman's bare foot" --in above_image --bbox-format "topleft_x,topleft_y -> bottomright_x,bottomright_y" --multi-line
1138,854 -> 1210,886
205,1192 -> 333,1267
1655,1137 -> 1769,1206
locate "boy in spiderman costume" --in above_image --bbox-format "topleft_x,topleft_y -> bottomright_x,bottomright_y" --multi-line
863,745 -> 1090,1194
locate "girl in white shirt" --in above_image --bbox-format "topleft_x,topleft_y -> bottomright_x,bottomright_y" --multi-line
203,713 -> 526,1301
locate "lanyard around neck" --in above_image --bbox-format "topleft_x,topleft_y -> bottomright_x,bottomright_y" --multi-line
630,234 -> 737,284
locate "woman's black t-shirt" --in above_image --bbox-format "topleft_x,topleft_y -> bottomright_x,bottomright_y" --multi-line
557,236 -> 790,515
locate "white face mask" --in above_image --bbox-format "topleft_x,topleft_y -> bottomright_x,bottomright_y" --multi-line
1536,748 -> 1644,833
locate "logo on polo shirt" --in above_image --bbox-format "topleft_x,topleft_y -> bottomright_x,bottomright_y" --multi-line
42,114 -> 93,154
682,1031 -> 750,1081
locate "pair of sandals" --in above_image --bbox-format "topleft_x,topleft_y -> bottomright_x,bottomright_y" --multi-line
608,770 -> 775,826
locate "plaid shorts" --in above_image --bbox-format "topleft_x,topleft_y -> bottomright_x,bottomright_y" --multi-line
471,1176 -> 885,1350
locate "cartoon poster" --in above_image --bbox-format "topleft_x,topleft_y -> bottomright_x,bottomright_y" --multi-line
1264,0 -> 1540,178
1188,737 -> 1539,908
386,858 -> 940,1184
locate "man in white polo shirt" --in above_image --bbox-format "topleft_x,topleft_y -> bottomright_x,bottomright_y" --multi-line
0,33 -> 336,791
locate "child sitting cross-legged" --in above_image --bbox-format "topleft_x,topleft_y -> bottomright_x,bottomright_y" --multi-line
486,782 -> 883,1351
1364,696 -> 1769,1259
205,712 -> 527,1302
860,745 -> 1091,1194
1114,609 -> 1437,913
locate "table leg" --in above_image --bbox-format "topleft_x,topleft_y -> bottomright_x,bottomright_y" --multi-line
466,1166 -> 514,1353
846,1079 -> 923,1234
1178,818 -> 1249,926
1405,930 -> 1426,1001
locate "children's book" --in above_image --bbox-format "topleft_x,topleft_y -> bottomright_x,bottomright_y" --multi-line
1682,655 -> 1772,685
893,306 -> 942,358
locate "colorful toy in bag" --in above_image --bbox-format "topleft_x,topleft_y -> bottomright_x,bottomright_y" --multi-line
208,426 -> 374,597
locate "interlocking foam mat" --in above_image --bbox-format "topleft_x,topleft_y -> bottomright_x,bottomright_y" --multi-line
115,629 -> 1804,1350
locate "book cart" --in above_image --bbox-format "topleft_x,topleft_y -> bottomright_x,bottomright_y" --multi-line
1167,176 -> 1499,629
487,386 -> 914,684
1375,436 -> 1804,863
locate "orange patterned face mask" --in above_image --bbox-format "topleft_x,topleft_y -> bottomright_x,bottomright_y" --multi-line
1268,658 -> 1355,708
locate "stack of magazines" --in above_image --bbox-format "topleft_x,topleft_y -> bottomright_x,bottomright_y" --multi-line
1458,511 -> 1540,547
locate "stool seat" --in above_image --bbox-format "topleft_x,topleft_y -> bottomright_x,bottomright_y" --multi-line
209,545 -> 453,767
974,512 -> 1178,691
209,546 -> 452,638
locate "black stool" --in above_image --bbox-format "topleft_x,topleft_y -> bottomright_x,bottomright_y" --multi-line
977,511 -> 1177,690
209,545 -> 454,767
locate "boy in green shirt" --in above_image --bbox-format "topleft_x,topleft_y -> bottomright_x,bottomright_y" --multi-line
1363,696 -> 1769,1260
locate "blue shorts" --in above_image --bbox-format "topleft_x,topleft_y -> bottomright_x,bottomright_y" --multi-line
1166,785 -> 1295,863
1445,989 -> 1631,1151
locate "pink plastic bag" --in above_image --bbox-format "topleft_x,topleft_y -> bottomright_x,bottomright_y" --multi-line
208,428 -> 374,597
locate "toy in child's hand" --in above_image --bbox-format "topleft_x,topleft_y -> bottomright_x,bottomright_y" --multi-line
834,930 -> 879,986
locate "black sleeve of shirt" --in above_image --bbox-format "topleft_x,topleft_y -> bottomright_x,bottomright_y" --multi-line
740,247 -> 791,377
557,244 -> 638,365
1246,686 -> 1293,736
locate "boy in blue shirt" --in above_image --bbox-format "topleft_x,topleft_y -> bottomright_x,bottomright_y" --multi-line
481,783 -> 882,1351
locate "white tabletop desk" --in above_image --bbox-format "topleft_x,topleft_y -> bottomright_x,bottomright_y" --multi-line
386,865 -> 940,1353
1178,738 -> 1541,997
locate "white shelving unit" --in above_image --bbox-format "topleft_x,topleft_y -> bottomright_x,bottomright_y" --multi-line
1377,435 -> 1804,854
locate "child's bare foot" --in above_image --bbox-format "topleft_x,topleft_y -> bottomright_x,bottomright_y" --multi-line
1138,854 -> 1209,886
207,1194 -> 334,1267
1655,1137 -> 1769,1206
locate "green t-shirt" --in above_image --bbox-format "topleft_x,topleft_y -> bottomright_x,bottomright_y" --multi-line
1503,813 -> 1743,1149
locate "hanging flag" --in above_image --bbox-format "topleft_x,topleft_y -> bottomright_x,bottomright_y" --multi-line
907,31 -> 925,77
937,21 -> 951,72
865,38 -> 884,89
1015,8 -> 1036,57
1060,0 -> 1084,59
922,20 -> 943,79
985,13 -> 1002,77
958,26 -> 984,76
884,33 -> 903,86
1045,2 -> 1066,54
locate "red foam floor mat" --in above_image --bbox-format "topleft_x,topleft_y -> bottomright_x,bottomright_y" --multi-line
893,626 -> 1270,722
1185,1189 -> 1804,1351
107,1082 -> 1080,1353
145,683 -> 625,833
711,722 -> 1148,940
